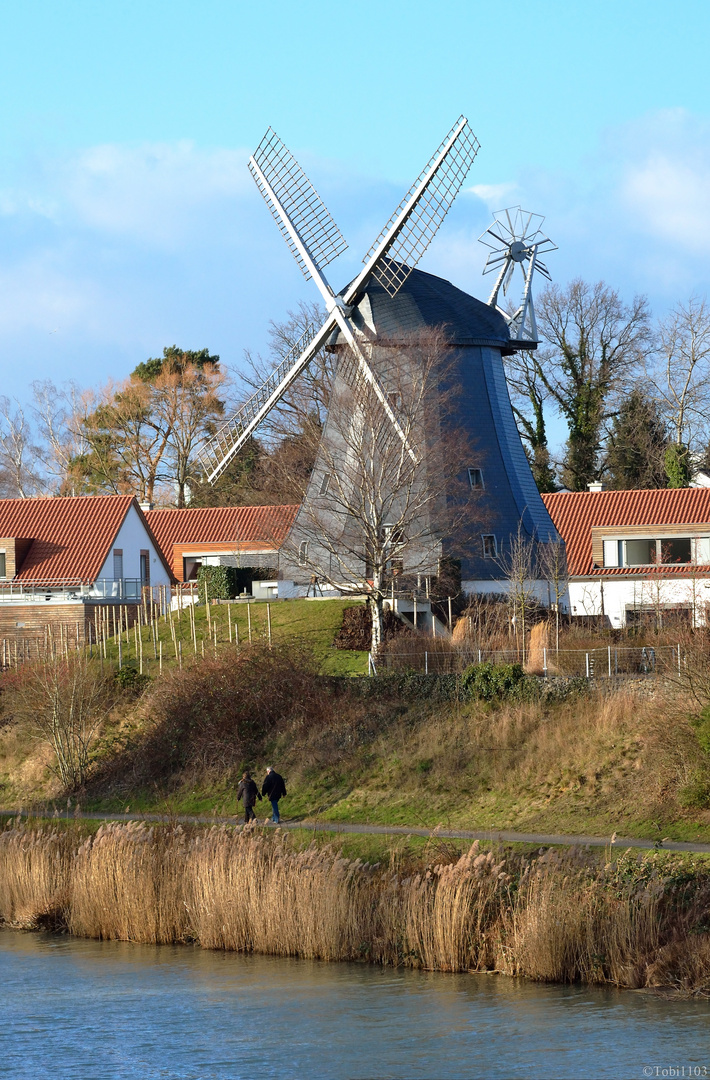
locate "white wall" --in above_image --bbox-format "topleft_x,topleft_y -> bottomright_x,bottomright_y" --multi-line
96,503 -> 171,587
462,578 -> 566,609
568,575 -> 710,627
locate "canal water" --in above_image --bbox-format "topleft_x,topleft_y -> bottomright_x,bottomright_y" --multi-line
1,930 -> 708,1080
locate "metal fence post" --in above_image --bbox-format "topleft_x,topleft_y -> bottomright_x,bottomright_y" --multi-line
585,652 -> 590,679
678,643 -> 681,676
543,647 -> 547,677
608,645 -> 611,678
425,651 -> 428,676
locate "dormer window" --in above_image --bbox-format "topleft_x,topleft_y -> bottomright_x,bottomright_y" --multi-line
603,536 -> 699,568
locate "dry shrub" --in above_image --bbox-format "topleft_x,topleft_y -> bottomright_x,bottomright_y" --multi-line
70,822 -> 191,944
379,632 -> 461,673
0,824 -> 72,929
524,621 -> 549,675
2,824 -> 709,993
92,641 -> 333,788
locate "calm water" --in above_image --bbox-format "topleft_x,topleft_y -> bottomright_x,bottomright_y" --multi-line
1,930 -> 708,1080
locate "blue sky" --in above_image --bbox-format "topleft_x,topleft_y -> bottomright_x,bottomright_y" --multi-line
2,0 -> 710,437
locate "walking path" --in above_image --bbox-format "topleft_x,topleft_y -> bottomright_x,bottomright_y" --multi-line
3,809 -> 710,854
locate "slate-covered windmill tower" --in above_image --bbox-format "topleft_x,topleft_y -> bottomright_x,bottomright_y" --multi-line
197,119 -> 561,596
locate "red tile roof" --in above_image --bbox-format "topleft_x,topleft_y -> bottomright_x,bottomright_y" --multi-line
144,505 -> 299,554
542,489 -> 710,576
0,494 -> 137,583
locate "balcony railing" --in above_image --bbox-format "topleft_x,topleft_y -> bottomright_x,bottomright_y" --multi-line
0,579 -> 149,603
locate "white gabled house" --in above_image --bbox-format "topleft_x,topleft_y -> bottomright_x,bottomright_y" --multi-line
542,487 -> 710,629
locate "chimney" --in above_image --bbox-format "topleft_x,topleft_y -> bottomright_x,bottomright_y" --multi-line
140,501 -> 154,512
587,481 -> 604,493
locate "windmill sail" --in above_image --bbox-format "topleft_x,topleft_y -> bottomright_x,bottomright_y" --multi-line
198,117 -> 481,484
249,128 -> 348,281
196,319 -> 334,484
360,116 -> 479,298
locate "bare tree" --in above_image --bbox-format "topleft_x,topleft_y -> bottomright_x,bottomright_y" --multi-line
503,349 -> 557,493
495,523 -> 539,665
32,379 -> 91,495
241,301 -> 332,442
534,280 -> 652,490
9,653 -> 115,790
651,295 -> 710,485
282,328 -> 482,655
0,397 -> 43,498
538,539 -> 569,654
152,362 -> 226,507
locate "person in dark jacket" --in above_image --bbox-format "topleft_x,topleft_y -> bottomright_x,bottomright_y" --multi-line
261,766 -> 287,823
237,770 -> 261,823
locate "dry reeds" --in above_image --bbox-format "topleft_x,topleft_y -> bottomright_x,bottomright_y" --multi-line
1,822 -> 708,993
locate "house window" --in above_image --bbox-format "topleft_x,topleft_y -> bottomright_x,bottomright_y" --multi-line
0,552 -> 5,578
140,550 -> 150,586
298,541 -> 309,567
624,539 -> 656,566
482,534 -> 497,559
113,549 -> 123,580
660,538 -> 692,564
319,473 -> 331,496
468,467 -> 484,490
603,536 -> 699,568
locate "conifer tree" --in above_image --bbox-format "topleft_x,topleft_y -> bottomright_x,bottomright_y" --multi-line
605,388 -> 668,490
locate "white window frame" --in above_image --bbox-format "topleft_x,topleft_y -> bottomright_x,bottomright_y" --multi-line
482,534 -> 497,559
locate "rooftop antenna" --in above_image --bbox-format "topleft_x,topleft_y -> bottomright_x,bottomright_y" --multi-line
479,207 -> 556,344
197,117 -> 480,484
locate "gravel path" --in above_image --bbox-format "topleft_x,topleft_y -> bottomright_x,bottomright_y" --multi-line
3,809 -> 710,854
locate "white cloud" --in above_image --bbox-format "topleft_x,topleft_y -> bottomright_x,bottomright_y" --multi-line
465,182 -> 520,209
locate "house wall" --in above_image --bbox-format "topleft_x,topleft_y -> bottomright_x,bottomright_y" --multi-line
568,576 -> 710,627
0,602 -> 141,648
96,504 -> 171,586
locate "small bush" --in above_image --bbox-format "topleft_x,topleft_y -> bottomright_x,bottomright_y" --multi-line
196,565 -> 239,602
114,666 -> 151,696
679,772 -> 710,809
461,661 -> 528,701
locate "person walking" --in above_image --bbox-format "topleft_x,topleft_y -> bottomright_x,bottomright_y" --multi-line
261,766 -> 287,823
237,770 -> 261,824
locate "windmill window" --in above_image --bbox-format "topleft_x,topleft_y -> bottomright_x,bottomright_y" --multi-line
482,535 -> 497,559
387,392 -> 402,411
298,541 -> 309,567
319,473 -> 331,496
468,468 -> 484,490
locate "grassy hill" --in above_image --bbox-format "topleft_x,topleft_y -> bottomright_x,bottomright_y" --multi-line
98,597 -> 369,677
1,625 -> 710,844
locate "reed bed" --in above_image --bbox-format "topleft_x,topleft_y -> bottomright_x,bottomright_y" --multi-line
1,822 -> 709,994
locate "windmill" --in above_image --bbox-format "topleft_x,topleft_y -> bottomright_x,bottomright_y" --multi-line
197,116 -> 480,485
478,207 -> 556,344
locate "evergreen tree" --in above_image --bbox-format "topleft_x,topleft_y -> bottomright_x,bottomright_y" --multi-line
664,442 -> 692,488
605,388 -> 668,489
